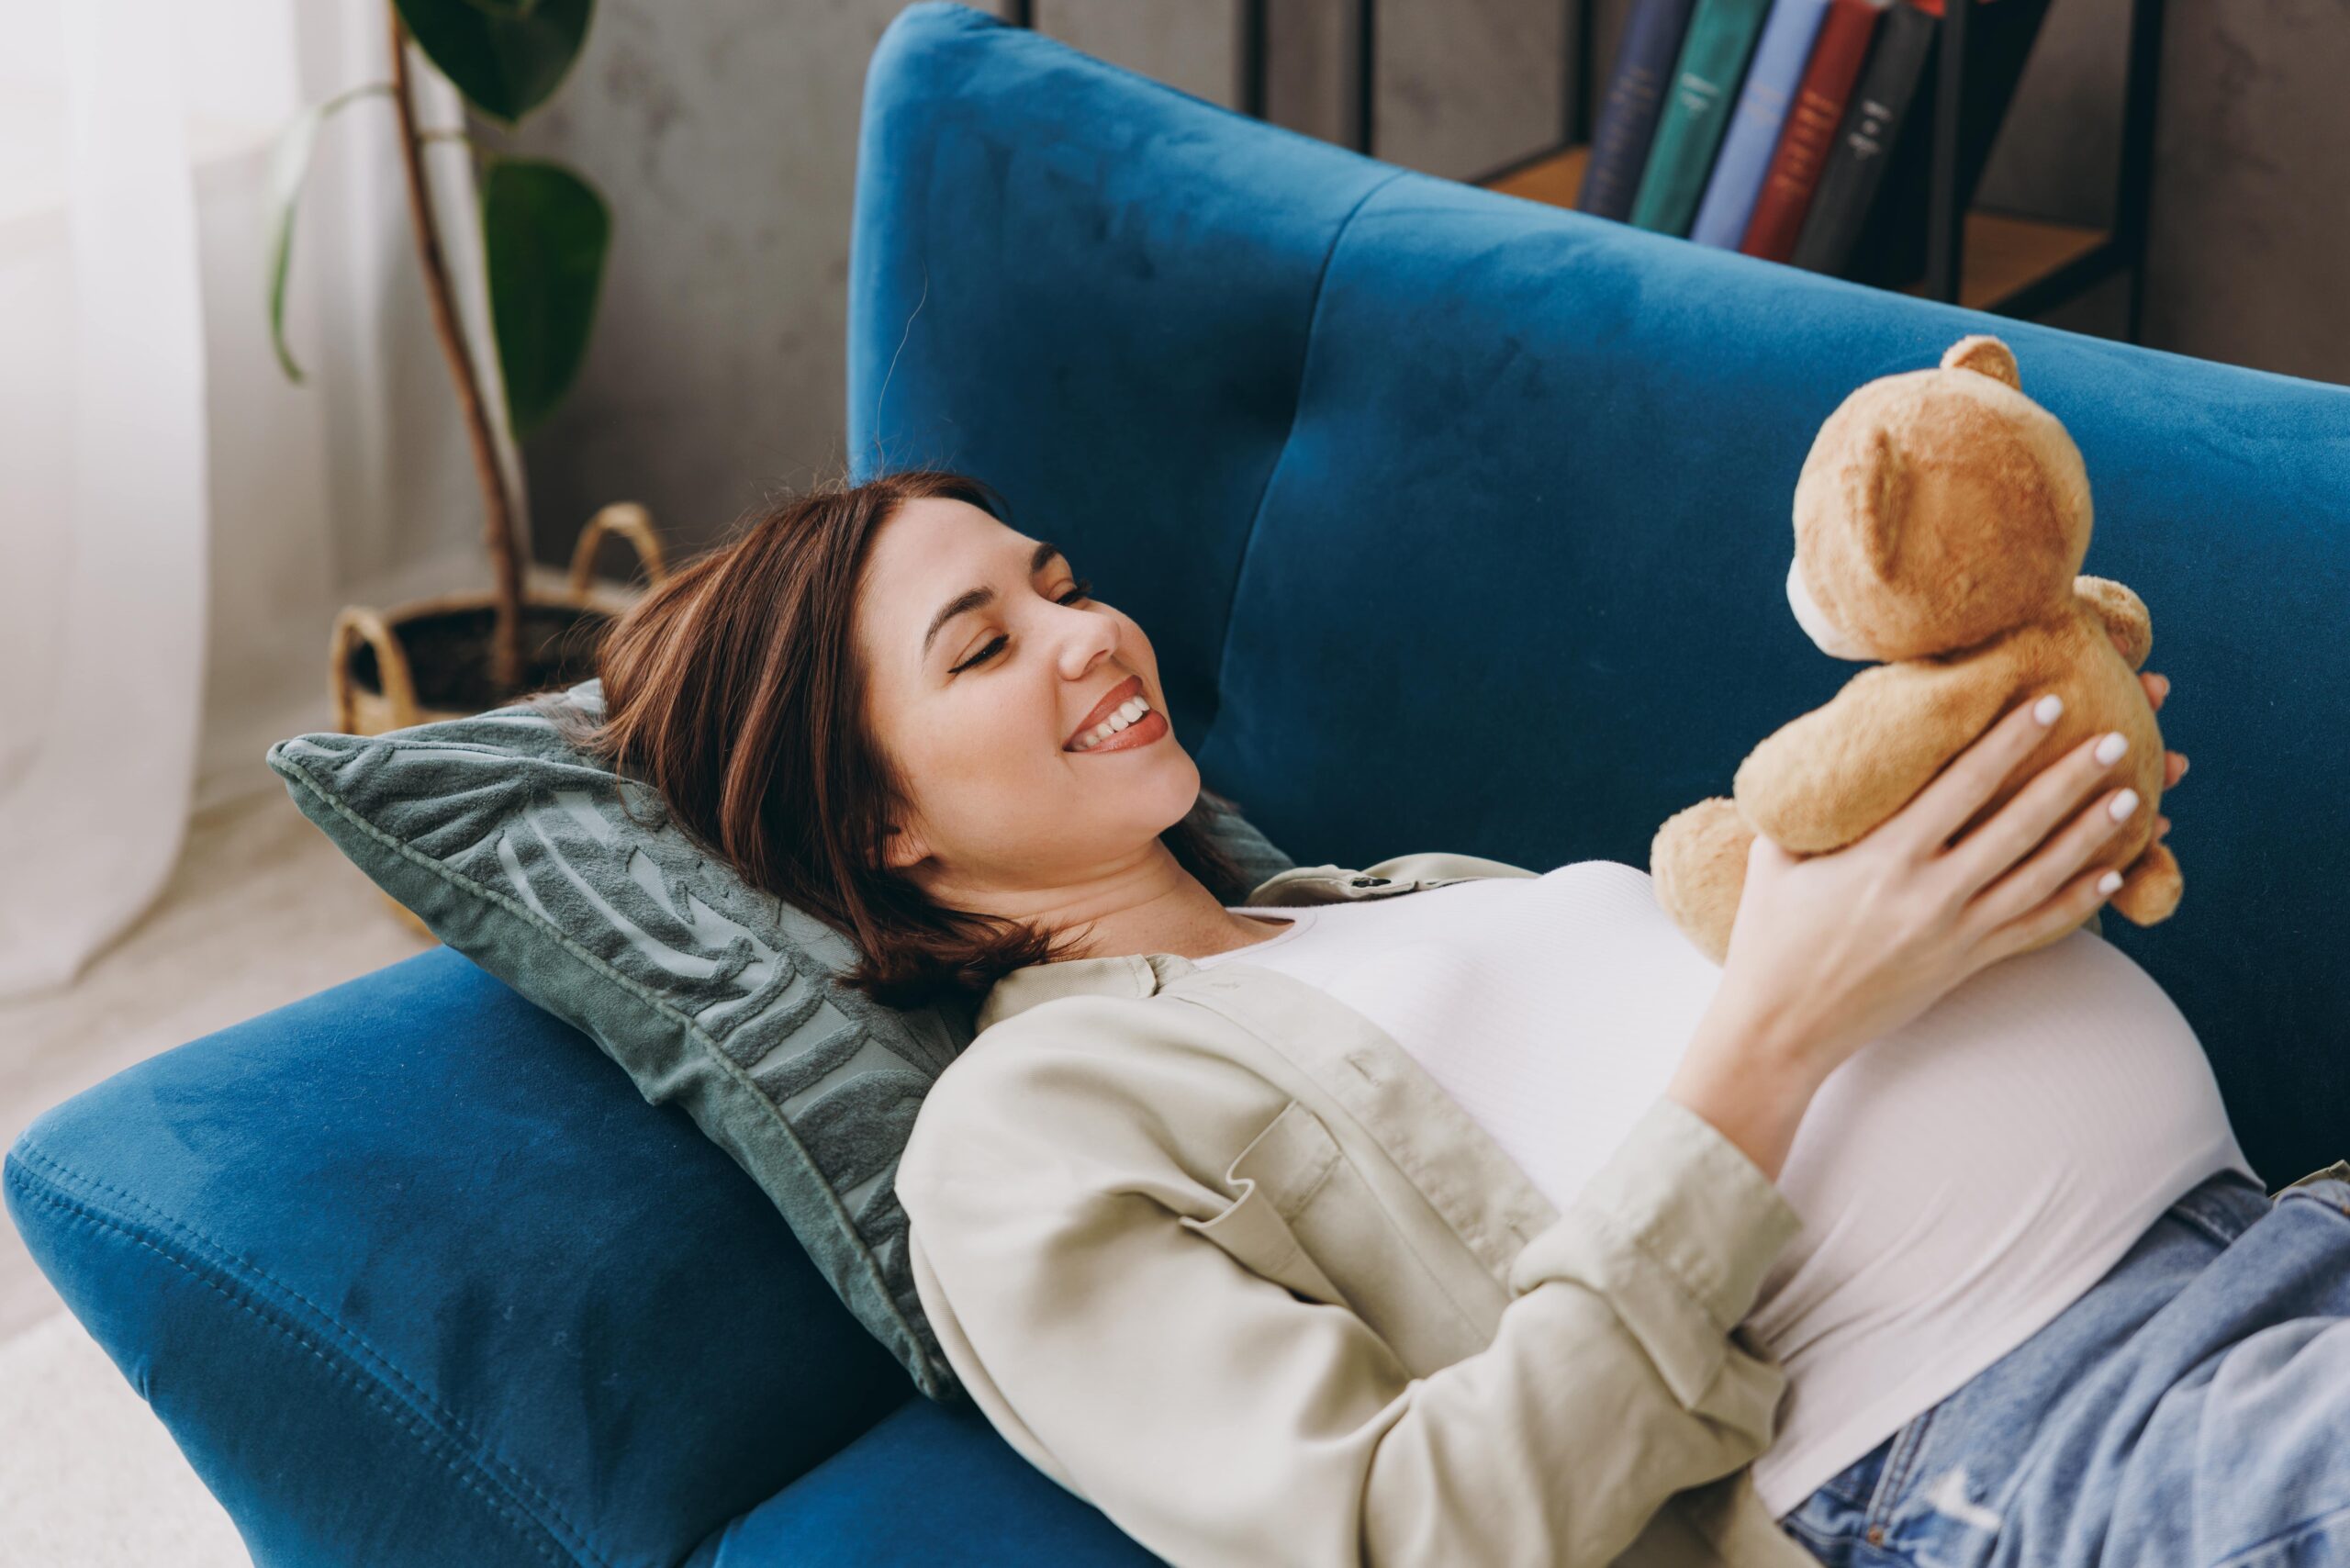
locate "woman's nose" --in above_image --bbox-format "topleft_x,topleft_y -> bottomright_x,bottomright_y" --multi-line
1059,608 -> 1118,672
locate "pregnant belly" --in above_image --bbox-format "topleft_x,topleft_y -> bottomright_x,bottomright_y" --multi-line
1740,921 -> 2247,1374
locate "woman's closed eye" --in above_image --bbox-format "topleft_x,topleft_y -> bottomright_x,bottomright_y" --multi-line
951,578 -> 1094,673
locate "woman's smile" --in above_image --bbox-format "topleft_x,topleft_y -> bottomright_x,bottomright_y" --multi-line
1064,674 -> 1169,754
1069,706 -> 1169,755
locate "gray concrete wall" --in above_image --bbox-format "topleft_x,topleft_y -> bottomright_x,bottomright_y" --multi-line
504,0 -> 2348,566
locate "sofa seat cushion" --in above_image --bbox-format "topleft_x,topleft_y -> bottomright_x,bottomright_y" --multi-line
686,1395 -> 1164,1567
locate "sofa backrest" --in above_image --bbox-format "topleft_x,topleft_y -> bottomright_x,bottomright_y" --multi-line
851,2 -> 2350,1185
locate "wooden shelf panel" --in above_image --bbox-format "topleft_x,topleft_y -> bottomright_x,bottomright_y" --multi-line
1473,144 -> 2110,316
1481,144 -> 1595,209
1897,210 -> 2109,311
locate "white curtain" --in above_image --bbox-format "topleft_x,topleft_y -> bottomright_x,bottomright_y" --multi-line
0,0 -> 529,1001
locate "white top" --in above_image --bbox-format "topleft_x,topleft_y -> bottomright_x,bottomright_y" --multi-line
1189,859 -> 2254,1518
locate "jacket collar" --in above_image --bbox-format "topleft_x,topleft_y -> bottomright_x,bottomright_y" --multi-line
973,862 -> 1443,1034
974,950 -> 1192,1034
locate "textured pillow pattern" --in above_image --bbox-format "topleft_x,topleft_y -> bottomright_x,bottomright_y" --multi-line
265,678 -> 1297,1405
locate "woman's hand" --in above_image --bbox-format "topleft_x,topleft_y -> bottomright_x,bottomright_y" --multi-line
1726,662 -> 2188,1086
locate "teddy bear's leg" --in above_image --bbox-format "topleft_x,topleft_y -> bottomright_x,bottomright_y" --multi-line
1650,797 -> 1755,967
2105,838 -> 2182,926
2074,575 -> 2152,671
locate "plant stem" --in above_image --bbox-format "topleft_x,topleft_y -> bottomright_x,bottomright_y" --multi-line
386,2 -> 524,698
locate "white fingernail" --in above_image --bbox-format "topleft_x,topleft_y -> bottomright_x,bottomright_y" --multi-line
2109,789 -> 2140,822
2033,695 -> 2064,726
2095,732 -> 2129,765
2098,870 -> 2123,894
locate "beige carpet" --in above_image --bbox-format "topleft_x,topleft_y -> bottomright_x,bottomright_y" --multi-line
0,1309 -> 252,1568
0,780 -> 438,1566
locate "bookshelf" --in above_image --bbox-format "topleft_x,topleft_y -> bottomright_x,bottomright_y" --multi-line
1481,141 -> 2110,317
1001,0 -> 2155,336
1457,0 -> 2168,343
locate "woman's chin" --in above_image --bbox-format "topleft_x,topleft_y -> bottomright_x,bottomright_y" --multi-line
1126,749 -> 1204,823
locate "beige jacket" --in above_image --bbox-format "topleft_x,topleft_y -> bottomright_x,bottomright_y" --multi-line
896,851 -> 1823,1568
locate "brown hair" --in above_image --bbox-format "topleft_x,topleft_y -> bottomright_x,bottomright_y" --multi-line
528,466 -> 1257,1014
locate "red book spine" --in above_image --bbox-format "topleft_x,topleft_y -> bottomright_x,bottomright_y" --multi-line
1739,0 -> 1885,262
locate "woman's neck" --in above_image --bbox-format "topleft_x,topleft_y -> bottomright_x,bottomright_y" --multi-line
1028,854 -> 1292,963
1062,899 -> 1292,964
924,843 -> 1291,964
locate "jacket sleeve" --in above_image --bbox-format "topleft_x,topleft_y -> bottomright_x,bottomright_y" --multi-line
897,1062 -> 1805,1568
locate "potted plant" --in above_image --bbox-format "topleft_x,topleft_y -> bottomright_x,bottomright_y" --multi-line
270,0 -> 667,933
268,0 -> 667,740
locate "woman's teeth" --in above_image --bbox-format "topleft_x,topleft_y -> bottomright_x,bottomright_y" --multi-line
1070,696 -> 1151,751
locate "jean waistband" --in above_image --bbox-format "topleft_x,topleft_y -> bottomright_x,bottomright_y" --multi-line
2159,1163 -> 2274,1250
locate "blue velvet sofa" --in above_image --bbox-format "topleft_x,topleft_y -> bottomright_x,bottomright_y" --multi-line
11,4 -> 2350,1563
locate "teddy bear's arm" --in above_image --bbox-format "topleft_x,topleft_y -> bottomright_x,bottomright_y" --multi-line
2074,576 -> 2151,670
1732,660 -> 2017,855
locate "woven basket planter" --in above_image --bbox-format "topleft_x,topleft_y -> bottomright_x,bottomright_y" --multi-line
327,502 -> 670,937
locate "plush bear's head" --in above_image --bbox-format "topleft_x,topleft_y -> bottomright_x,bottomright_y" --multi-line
1785,333 -> 2095,663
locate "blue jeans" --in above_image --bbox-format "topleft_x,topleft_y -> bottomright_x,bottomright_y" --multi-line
1778,1160 -> 2350,1567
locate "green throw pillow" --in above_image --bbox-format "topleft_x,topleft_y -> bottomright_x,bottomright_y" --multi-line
265,678 -> 1297,1404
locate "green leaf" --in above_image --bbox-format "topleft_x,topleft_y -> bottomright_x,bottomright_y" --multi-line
394,0 -> 592,124
265,83 -> 391,384
482,158 -> 610,438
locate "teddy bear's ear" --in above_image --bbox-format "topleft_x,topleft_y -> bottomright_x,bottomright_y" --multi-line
1941,333 -> 2021,391
1856,426 -> 1912,579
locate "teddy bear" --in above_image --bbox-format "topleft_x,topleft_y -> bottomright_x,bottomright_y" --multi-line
1649,331 -> 2181,967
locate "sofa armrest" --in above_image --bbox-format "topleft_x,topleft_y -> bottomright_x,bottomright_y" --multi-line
4,946 -> 913,1568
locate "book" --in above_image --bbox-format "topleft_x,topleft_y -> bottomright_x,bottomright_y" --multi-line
1841,0 -> 2059,289
1787,0 -> 1938,276
1739,0 -> 1889,262
1628,0 -> 1781,237
1576,0 -> 1704,221
1688,0 -> 1837,250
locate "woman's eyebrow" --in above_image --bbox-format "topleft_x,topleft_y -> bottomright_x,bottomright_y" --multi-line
922,540 -> 1065,658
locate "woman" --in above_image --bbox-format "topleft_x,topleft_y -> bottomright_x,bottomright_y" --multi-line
567,469 -> 2350,1567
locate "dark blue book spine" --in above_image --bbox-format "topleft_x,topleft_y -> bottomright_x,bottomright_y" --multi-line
1577,0 -> 1705,221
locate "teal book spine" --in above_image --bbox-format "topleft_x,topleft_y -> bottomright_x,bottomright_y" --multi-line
1627,0 -> 1781,237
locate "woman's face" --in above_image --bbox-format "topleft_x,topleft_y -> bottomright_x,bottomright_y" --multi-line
856,497 -> 1201,902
